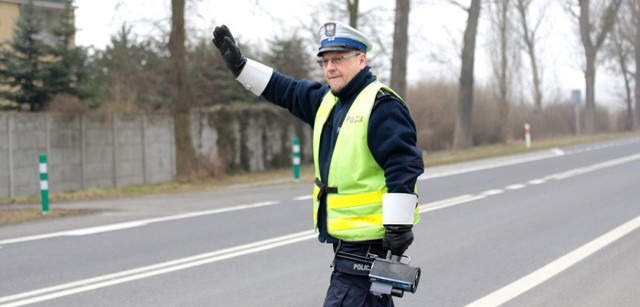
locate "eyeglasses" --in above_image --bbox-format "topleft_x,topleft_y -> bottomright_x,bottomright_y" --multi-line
316,52 -> 361,68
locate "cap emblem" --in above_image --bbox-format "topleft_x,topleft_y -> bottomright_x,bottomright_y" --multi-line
325,23 -> 336,41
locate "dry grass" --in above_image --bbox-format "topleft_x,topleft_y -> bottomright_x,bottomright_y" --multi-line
0,207 -> 94,226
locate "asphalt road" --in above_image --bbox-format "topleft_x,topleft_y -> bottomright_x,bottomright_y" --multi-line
1,136 -> 640,307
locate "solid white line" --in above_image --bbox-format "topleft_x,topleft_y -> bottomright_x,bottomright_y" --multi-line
0,230 -> 317,306
141,201 -> 279,223
64,221 -> 148,236
0,201 -> 279,245
551,153 -> 640,180
465,214 -> 640,307
418,148 -> 565,180
293,195 -> 313,201
420,195 -> 486,213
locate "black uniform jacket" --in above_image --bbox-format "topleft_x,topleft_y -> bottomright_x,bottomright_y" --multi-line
261,66 -> 424,243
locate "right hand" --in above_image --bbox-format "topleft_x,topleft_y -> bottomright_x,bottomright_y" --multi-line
212,25 -> 247,77
382,225 -> 414,256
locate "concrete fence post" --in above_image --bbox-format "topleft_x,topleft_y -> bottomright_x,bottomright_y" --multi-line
8,114 -> 14,198
142,113 -> 148,184
80,114 -> 86,190
112,112 -> 118,188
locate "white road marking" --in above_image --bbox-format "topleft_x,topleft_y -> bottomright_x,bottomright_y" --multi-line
551,153 -> 640,180
0,230 -> 317,307
505,184 -> 526,190
293,195 -> 313,201
528,179 -> 545,185
1,193 -> 491,306
418,148 -> 563,180
481,189 -> 504,196
0,201 -> 279,245
64,221 -> 148,236
465,214 -> 640,307
420,195 -> 486,213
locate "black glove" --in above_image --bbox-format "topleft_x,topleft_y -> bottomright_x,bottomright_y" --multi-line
382,225 -> 414,256
212,25 -> 247,77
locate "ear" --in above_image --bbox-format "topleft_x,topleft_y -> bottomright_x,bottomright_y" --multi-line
360,54 -> 367,68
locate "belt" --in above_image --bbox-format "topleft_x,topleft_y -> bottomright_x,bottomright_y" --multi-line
315,178 -> 338,201
330,241 -> 384,275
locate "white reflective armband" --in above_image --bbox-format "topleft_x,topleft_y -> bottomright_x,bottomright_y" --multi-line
382,193 -> 418,225
236,58 -> 273,96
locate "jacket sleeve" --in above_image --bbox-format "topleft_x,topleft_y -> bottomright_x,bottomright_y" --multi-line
260,71 -> 329,127
368,93 -> 424,194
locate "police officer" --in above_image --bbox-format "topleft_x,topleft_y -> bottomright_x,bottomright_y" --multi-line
213,20 -> 424,307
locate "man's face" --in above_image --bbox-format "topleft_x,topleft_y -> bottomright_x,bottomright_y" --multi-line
318,51 -> 366,93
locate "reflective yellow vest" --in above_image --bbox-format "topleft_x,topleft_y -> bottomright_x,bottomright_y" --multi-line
312,81 -> 420,241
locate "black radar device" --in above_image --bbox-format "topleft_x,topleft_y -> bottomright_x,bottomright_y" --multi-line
368,251 -> 421,297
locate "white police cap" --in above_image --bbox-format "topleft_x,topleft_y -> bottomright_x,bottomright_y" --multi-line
316,21 -> 372,56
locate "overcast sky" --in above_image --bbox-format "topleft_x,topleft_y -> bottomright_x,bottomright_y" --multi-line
73,0 -> 624,109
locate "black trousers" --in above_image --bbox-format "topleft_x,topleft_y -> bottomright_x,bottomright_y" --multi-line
322,241 -> 394,307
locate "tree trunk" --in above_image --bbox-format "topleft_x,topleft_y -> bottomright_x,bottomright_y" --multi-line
495,0 -> 512,142
633,1 -> 640,130
578,0 -> 623,134
391,0 -> 410,99
516,0 -> 544,111
347,0 -> 359,27
529,47 -> 542,111
453,0 -> 481,149
609,23 -> 634,131
169,0 -> 196,180
583,49 -> 597,134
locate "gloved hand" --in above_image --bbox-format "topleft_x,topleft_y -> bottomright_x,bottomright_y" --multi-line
382,225 -> 414,256
212,25 -> 247,77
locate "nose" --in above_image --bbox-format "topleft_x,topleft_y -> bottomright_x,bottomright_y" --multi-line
324,61 -> 337,70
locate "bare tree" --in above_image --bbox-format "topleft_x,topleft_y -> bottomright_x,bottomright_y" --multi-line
567,0 -> 623,134
169,0 -> 196,179
452,0 -> 482,149
487,0 -> 518,142
516,0 -> 549,111
390,0 -> 410,98
605,4 -> 634,130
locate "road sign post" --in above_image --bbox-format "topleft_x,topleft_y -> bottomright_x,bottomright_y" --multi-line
39,152 -> 50,214
292,137 -> 300,182
571,89 -> 582,136
524,123 -> 531,148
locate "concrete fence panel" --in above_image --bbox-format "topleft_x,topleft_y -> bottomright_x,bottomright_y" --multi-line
11,113 -> 48,197
83,113 -> 116,189
0,105 -> 311,199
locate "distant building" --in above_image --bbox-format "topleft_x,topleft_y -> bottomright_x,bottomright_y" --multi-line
0,0 -> 72,110
0,0 -> 72,46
